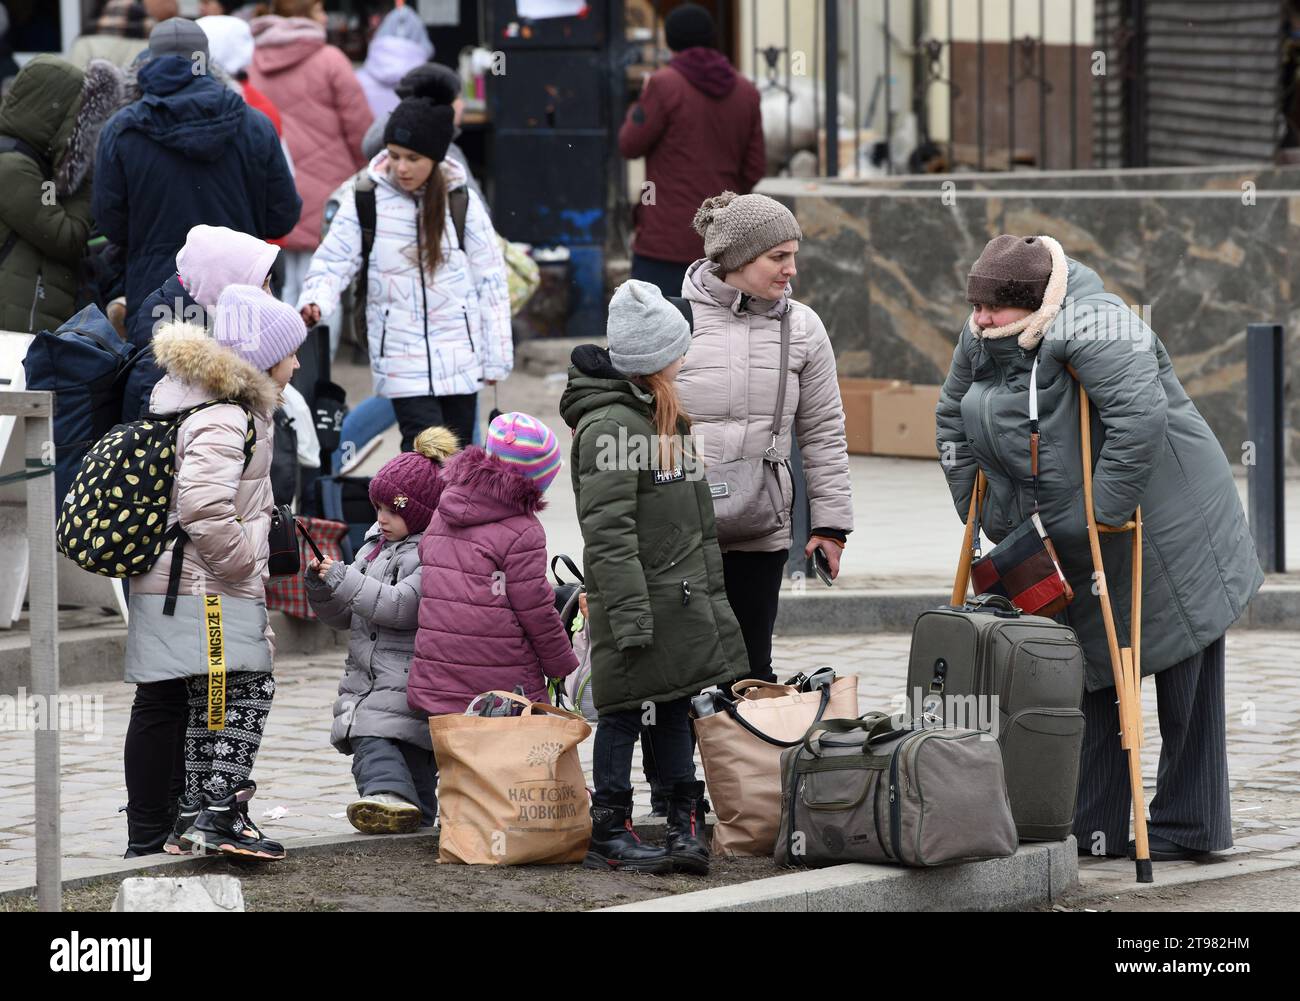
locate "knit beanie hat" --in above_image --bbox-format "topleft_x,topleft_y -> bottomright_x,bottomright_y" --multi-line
368,426 -> 460,534
666,3 -> 716,51
177,225 -> 280,309
383,98 -> 455,162
149,17 -> 209,61
398,62 -> 461,105
693,192 -> 803,274
212,284 -> 308,372
966,235 -> 1053,311
606,279 -> 691,377
486,412 -> 562,495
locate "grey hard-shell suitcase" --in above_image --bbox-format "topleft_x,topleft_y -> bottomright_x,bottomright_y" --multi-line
905,594 -> 1085,841
773,713 -> 1018,868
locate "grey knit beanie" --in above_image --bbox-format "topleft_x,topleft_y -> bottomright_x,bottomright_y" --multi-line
606,280 -> 692,377
692,191 -> 803,273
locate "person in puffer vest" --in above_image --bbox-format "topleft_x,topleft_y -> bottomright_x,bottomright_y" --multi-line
409,412 -> 577,717
123,284 -> 306,861
306,425 -> 460,834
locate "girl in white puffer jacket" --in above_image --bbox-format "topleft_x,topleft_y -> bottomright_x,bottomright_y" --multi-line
298,99 -> 511,450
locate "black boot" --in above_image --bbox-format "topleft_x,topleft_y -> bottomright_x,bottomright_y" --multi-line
182,783 -> 286,860
583,794 -> 672,874
162,796 -> 203,855
665,780 -> 710,876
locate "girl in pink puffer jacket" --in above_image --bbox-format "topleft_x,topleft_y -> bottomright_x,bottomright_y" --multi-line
409,412 -> 577,717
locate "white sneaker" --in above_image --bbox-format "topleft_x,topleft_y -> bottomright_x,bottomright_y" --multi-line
347,793 -> 421,835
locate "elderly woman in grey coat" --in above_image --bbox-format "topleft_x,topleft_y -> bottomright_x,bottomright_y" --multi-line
306,426 -> 458,834
937,234 -> 1263,862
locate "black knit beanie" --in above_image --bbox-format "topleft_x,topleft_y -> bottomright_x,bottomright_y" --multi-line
966,235 -> 1052,310
397,62 -> 461,106
666,3 -> 716,52
383,98 -> 455,162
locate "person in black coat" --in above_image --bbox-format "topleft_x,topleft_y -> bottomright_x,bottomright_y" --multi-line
92,18 -> 300,328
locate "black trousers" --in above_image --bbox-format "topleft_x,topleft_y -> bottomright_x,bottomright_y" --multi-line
123,679 -> 189,852
1073,633 -> 1232,855
594,697 -> 697,803
721,549 -> 789,683
630,253 -> 692,299
391,393 -> 478,453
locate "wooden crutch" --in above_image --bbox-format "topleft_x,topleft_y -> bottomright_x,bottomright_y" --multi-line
1080,387 -> 1153,884
950,470 -> 988,606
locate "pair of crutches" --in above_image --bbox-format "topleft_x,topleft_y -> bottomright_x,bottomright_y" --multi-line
951,386 -> 1153,883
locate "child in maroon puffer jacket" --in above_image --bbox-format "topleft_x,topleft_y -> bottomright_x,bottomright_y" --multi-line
409,412 -> 578,716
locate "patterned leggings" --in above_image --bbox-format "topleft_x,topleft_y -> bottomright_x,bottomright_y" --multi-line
183,671 -> 276,802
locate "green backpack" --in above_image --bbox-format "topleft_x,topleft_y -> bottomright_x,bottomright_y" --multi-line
56,400 -> 255,614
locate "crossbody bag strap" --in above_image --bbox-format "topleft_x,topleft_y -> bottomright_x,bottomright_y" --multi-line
1028,353 -> 1041,511
766,306 -> 792,460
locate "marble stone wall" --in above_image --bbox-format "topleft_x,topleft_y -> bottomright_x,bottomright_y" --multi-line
760,164 -> 1300,464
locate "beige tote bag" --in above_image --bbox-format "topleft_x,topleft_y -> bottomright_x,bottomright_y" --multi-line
429,692 -> 592,865
694,676 -> 858,856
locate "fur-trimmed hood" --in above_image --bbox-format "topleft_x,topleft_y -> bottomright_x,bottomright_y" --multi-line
436,445 -> 546,527
57,58 -> 124,197
969,234 -> 1069,351
149,320 -> 281,417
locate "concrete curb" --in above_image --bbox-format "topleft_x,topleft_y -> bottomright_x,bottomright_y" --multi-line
0,830 -> 430,903
599,838 -> 1079,912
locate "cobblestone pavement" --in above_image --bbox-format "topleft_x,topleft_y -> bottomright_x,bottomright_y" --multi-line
2,630 -> 1298,901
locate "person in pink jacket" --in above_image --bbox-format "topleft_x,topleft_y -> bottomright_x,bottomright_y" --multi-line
247,0 -> 373,306
409,412 -> 578,716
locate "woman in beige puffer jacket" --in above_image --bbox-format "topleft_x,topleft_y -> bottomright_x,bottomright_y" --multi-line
676,192 -> 854,681
122,284 -> 307,860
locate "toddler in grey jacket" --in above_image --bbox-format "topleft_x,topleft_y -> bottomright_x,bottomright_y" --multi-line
305,427 -> 458,833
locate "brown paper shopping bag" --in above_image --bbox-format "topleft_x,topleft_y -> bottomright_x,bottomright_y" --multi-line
429,691 -> 593,865
693,676 -> 858,856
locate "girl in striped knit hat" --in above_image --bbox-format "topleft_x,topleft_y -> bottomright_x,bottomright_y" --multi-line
408,412 -> 577,719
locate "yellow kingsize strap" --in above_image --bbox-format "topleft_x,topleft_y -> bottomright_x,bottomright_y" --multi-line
204,595 -> 227,731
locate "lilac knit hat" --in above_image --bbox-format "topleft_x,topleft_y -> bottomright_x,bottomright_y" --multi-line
486,412 -> 562,494
212,284 -> 308,372
368,426 -> 460,534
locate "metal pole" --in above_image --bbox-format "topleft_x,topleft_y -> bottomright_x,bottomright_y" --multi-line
1008,0 -> 1015,171
20,392 -> 60,912
853,0 -> 862,176
785,0 -> 793,170
977,0 -> 985,170
826,0 -> 840,176
884,0 -> 893,174
1039,0 -> 1047,169
1070,0 -> 1077,168
912,0 -> 926,146
1247,324 -> 1287,573
948,0 -> 955,170
815,0 -> 823,174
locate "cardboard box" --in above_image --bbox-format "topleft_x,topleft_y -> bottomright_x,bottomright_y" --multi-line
838,378 -> 900,455
870,384 -> 942,460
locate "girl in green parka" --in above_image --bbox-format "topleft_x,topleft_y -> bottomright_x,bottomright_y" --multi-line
559,279 -> 748,877
0,55 -> 122,333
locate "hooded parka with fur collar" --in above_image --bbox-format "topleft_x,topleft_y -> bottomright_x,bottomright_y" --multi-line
937,235 -> 1263,690
123,321 -> 280,684
0,56 -> 122,333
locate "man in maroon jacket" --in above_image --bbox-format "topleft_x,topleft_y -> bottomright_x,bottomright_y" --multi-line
619,4 -> 766,299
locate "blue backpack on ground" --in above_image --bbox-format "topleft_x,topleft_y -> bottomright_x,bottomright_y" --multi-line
22,304 -> 140,503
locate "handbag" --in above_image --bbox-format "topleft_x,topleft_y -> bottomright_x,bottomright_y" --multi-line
956,354 -> 1074,616
691,672 -> 858,856
267,505 -> 301,577
429,690 -> 593,865
265,517 -> 348,620
705,307 -> 794,545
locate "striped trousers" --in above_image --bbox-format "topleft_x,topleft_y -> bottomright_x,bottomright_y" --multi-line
1073,633 -> 1232,855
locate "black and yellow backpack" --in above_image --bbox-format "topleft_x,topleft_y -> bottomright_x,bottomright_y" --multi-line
56,400 -> 255,614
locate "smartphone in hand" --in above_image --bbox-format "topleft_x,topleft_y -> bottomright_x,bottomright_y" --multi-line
813,546 -> 833,587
